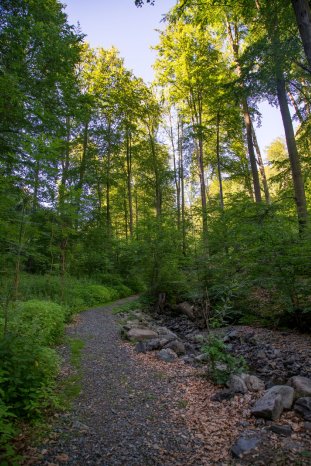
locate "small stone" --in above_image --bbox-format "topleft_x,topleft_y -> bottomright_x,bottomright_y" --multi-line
231,430 -> 263,458
135,341 -> 146,353
145,338 -> 162,351
294,397 -> 311,421
195,353 -> 210,363
241,374 -> 265,392
270,424 -> 292,436
157,348 -> 178,363
287,376 -> 311,400
211,389 -> 234,402
227,375 -> 248,394
164,339 -> 186,355
304,421 -> 311,431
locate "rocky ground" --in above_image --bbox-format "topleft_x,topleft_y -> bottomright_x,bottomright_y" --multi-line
22,297 -> 311,465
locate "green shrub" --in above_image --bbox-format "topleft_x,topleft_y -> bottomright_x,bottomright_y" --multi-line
0,400 -> 16,463
80,285 -> 119,307
12,300 -> 66,346
201,336 -> 247,385
11,273 -> 133,313
0,335 -> 59,418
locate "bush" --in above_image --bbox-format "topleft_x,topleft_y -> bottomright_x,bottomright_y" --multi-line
11,273 -> 134,313
10,300 -> 66,346
201,336 -> 247,384
0,334 -> 59,418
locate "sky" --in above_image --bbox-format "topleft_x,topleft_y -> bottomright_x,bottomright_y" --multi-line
63,0 -> 286,156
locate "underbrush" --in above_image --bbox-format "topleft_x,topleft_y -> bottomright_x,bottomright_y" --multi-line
14,273 -> 133,314
201,336 -> 247,384
0,273 -> 133,463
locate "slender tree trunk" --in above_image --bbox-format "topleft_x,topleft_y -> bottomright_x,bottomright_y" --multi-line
268,12 -> 309,230
216,111 -> 224,210
13,199 -> 26,301
276,75 -> 308,230
169,112 -> 181,229
126,131 -> 133,237
78,120 -> 89,191
178,119 -> 186,255
251,123 -> 271,203
135,190 -> 139,240
59,116 -> 71,209
124,191 -> 128,240
32,157 -> 40,211
106,124 -> 112,235
242,100 -> 262,203
148,128 -> 162,218
288,89 -> 304,123
189,89 -> 208,244
291,0 -> 311,72
226,18 -> 262,203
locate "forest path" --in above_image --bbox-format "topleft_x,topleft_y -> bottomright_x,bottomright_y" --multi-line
29,296 -> 202,466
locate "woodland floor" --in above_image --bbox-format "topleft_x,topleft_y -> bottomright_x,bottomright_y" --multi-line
22,297 -> 311,466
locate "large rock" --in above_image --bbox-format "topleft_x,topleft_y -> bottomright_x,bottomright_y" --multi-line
294,397 -> 311,421
175,302 -> 195,320
127,328 -> 158,341
157,348 -> 178,363
252,393 -> 283,421
287,376 -> 311,399
156,327 -> 177,341
145,338 -> 163,351
227,375 -> 248,394
231,430 -> 263,458
164,339 -> 186,356
241,374 -> 265,392
251,385 -> 294,420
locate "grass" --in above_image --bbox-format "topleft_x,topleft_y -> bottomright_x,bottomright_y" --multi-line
112,297 -> 141,315
67,337 -> 85,369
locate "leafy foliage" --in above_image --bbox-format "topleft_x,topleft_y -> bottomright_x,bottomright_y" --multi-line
201,336 -> 247,385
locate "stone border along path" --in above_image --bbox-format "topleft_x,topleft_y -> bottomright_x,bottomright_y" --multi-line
26,296 -> 204,466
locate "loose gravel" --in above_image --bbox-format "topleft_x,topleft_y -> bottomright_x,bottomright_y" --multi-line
28,297 -> 202,466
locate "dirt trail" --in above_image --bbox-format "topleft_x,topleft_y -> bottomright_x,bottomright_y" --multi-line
27,297 -> 202,466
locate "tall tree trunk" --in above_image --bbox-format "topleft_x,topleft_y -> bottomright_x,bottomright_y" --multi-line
148,128 -> 162,219
276,75 -> 308,230
216,111 -> 224,210
78,120 -> 89,191
288,89 -> 304,123
291,0 -> 311,72
59,116 -> 71,209
106,123 -> 112,235
251,123 -> 271,203
226,18 -> 262,203
178,119 -> 186,255
169,111 -> 181,230
242,100 -> 262,202
32,157 -> 40,211
126,131 -> 134,237
189,88 -> 208,244
269,12 -> 309,230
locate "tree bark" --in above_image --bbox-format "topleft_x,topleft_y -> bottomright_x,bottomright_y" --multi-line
126,130 -> 133,237
242,100 -> 262,202
216,111 -> 224,210
276,75 -> 308,230
251,123 -> 271,203
226,18 -> 262,203
268,10 -> 309,231
291,0 -> 311,72
178,119 -> 186,255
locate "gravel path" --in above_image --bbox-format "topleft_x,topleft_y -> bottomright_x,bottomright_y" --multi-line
30,297 -> 202,466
